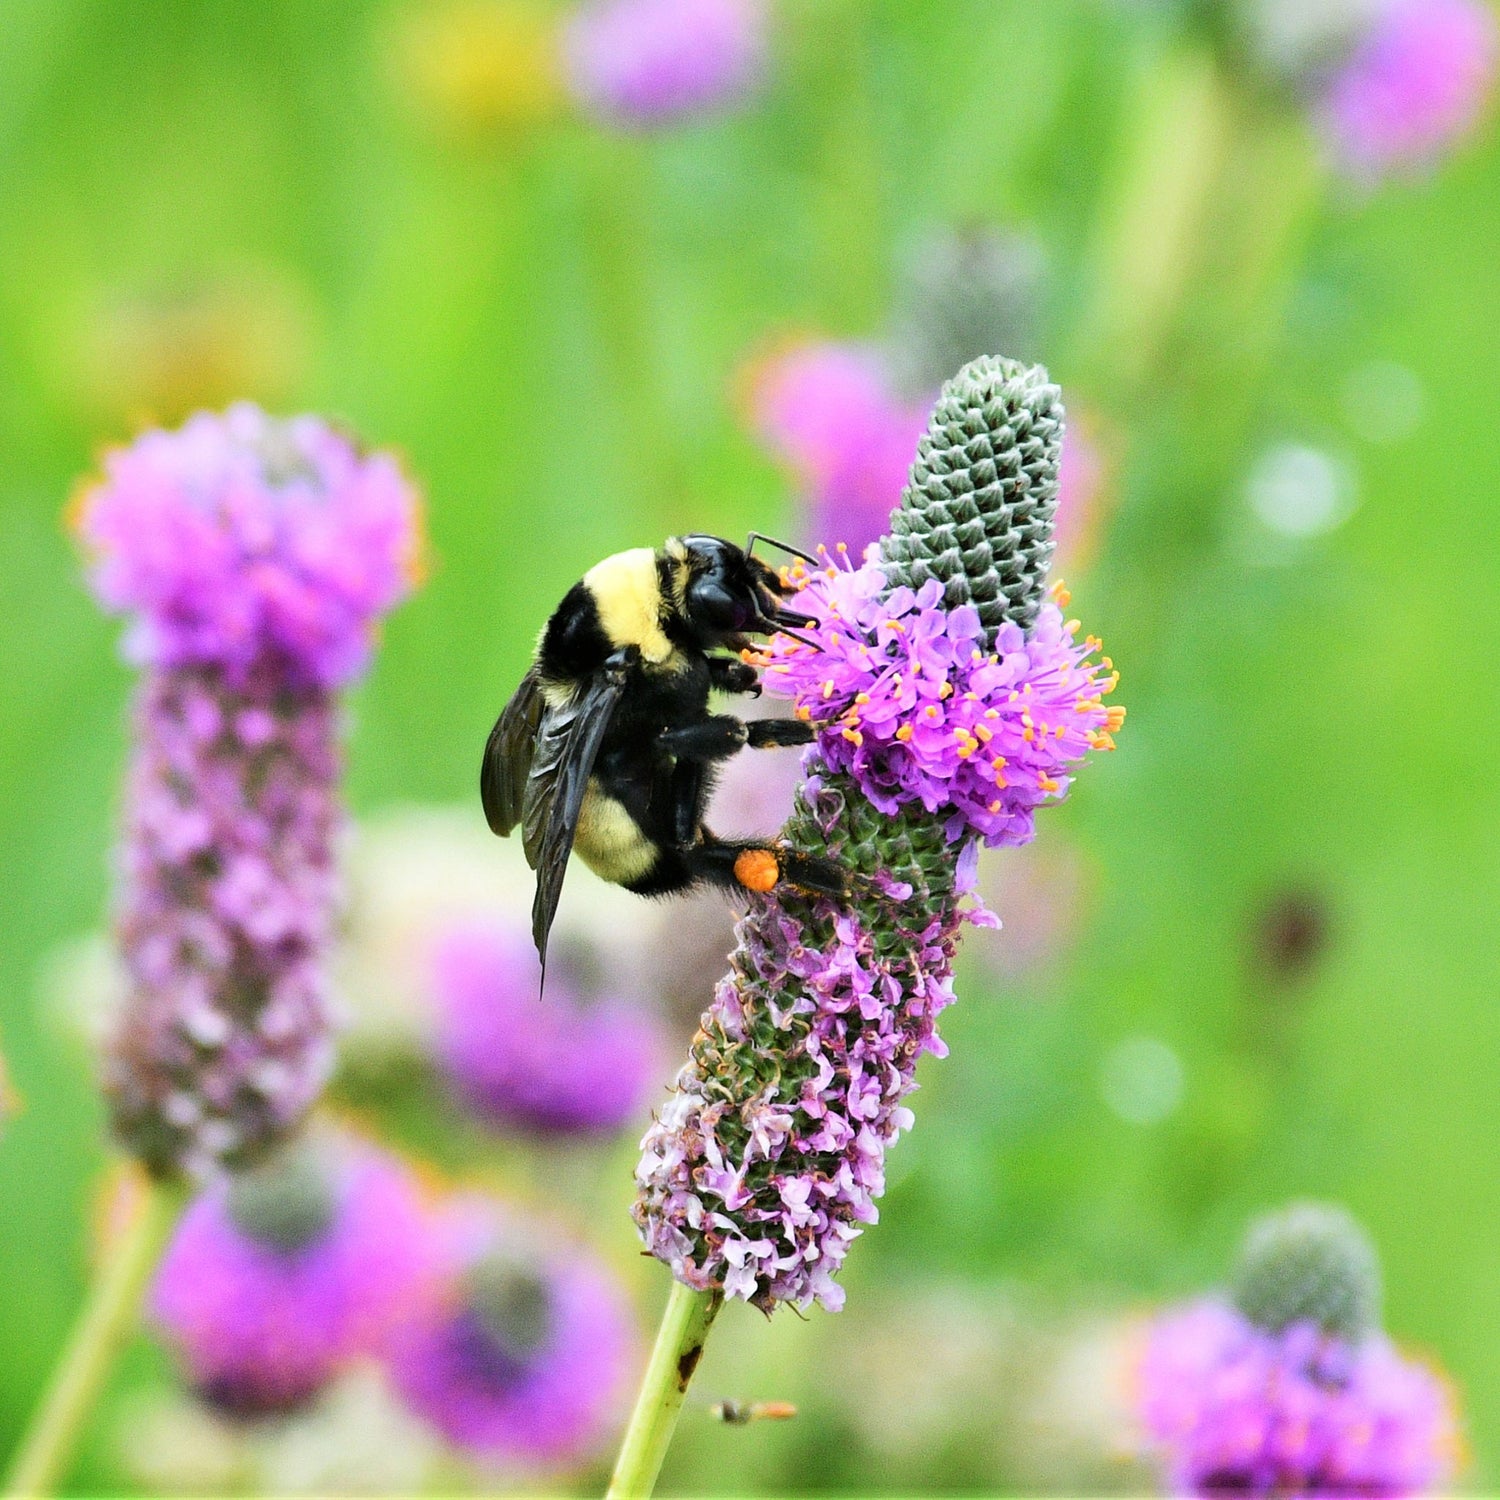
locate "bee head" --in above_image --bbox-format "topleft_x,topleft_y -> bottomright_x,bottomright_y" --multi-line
667,535 -> 811,649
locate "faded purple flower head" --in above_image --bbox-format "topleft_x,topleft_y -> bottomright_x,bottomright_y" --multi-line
1139,1301 -> 1458,1497
75,407 -> 423,1175
387,1195 -> 634,1464
746,340 -> 928,561
152,1137 -> 435,1416
636,357 -> 1118,1311
74,402 -> 423,688
429,917 -> 664,1135
747,340 -> 1107,569
760,557 -> 1121,847
1320,0 -> 1497,178
564,0 -> 767,127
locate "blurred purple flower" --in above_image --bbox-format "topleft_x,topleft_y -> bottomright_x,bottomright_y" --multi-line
429,918 -> 664,1135
387,1196 -> 634,1464
760,556 -> 1122,848
564,0 -> 767,127
75,403 -> 423,690
747,340 -> 1108,568
1139,1300 -> 1458,1497
73,405 -> 422,1174
747,339 -> 928,560
1320,0 -> 1497,178
152,1138 -> 434,1416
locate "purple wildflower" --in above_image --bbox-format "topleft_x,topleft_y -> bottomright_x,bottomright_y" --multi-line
151,1137 -> 435,1416
563,0 -> 766,128
1139,1301 -> 1458,1497
387,1196 -> 635,1464
1320,0 -> 1497,178
746,339 -> 929,561
760,557 -> 1121,848
429,917 -> 664,1135
73,404 -> 422,1175
635,357 -> 1118,1311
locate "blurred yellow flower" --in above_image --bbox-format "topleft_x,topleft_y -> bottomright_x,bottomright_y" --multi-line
394,1 -> 566,137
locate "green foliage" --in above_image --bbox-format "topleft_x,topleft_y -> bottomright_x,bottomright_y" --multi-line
0,1 -> 1498,1494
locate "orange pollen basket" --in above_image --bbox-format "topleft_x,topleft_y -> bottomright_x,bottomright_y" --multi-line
734,848 -> 781,894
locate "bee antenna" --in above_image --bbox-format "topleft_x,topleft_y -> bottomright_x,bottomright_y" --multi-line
745,531 -> 820,567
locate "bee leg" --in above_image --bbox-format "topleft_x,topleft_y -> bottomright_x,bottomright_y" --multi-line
688,833 -> 851,900
708,657 -> 760,696
656,715 -> 749,761
744,718 -> 815,750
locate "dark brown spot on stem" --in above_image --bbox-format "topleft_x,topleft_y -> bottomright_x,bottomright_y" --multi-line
676,1342 -> 704,1390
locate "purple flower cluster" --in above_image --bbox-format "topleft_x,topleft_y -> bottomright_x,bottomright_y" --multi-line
760,556 -> 1122,847
1139,1300 -> 1458,1497
1320,0 -> 1497,178
429,918 -> 663,1136
388,1196 -> 634,1463
152,1139 -> 434,1415
75,403 -> 422,689
564,0 -> 766,128
637,865 -> 962,1311
74,406 -> 422,1174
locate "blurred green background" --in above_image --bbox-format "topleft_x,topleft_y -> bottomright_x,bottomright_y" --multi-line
3,0 -> 1499,1493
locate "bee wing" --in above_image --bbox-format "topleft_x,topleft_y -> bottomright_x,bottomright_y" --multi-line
481,669 -> 545,837
521,654 -> 632,977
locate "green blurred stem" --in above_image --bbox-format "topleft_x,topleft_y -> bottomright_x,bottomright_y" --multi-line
582,135 -> 690,528
606,1281 -> 723,1500
4,1174 -> 182,1498
1077,45 -> 1234,399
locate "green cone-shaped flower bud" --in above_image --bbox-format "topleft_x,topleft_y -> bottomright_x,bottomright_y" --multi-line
1232,1201 -> 1381,1341
881,355 -> 1064,635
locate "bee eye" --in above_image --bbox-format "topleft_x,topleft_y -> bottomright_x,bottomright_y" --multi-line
687,576 -> 755,632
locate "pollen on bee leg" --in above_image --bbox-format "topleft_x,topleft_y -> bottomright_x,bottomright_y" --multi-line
734,848 -> 781,893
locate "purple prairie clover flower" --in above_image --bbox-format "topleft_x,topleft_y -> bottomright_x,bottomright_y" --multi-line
429,917 -> 664,1135
563,0 -> 766,128
1138,1202 -> 1460,1497
758,561 -> 1121,848
151,1137 -> 435,1416
635,356 -> 1121,1311
72,405 -> 423,1175
1139,1302 -> 1458,1497
1319,0 -> 1497,178
387,1196 -> 634,1464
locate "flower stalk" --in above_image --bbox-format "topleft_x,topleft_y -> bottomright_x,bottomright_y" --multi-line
3,1174 -> 183,1499
605,1283 -> 722,1500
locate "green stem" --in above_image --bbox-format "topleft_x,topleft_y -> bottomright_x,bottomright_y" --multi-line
1075,44 -> 1234,401
606,1281 -> 723,1500
581,134 -> 691,532
4,1174 -> 182,1498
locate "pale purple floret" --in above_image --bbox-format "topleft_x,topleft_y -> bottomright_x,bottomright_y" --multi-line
429,919 -> 663,1136
761,555 -> 1122,847
387,1197 -> 635,1464
74,405 -> 422,1174
636,878 -> 964,1313
1320,0 -> 1497,178
151,1143 -> 434,1416
1139,1300 -> 1458,1498
564,0 -> 766,127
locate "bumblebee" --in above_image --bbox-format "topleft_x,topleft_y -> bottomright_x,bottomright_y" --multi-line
481,534 -> 847,974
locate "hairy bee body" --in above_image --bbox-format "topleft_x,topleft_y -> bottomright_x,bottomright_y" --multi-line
482,535 -> 845,972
